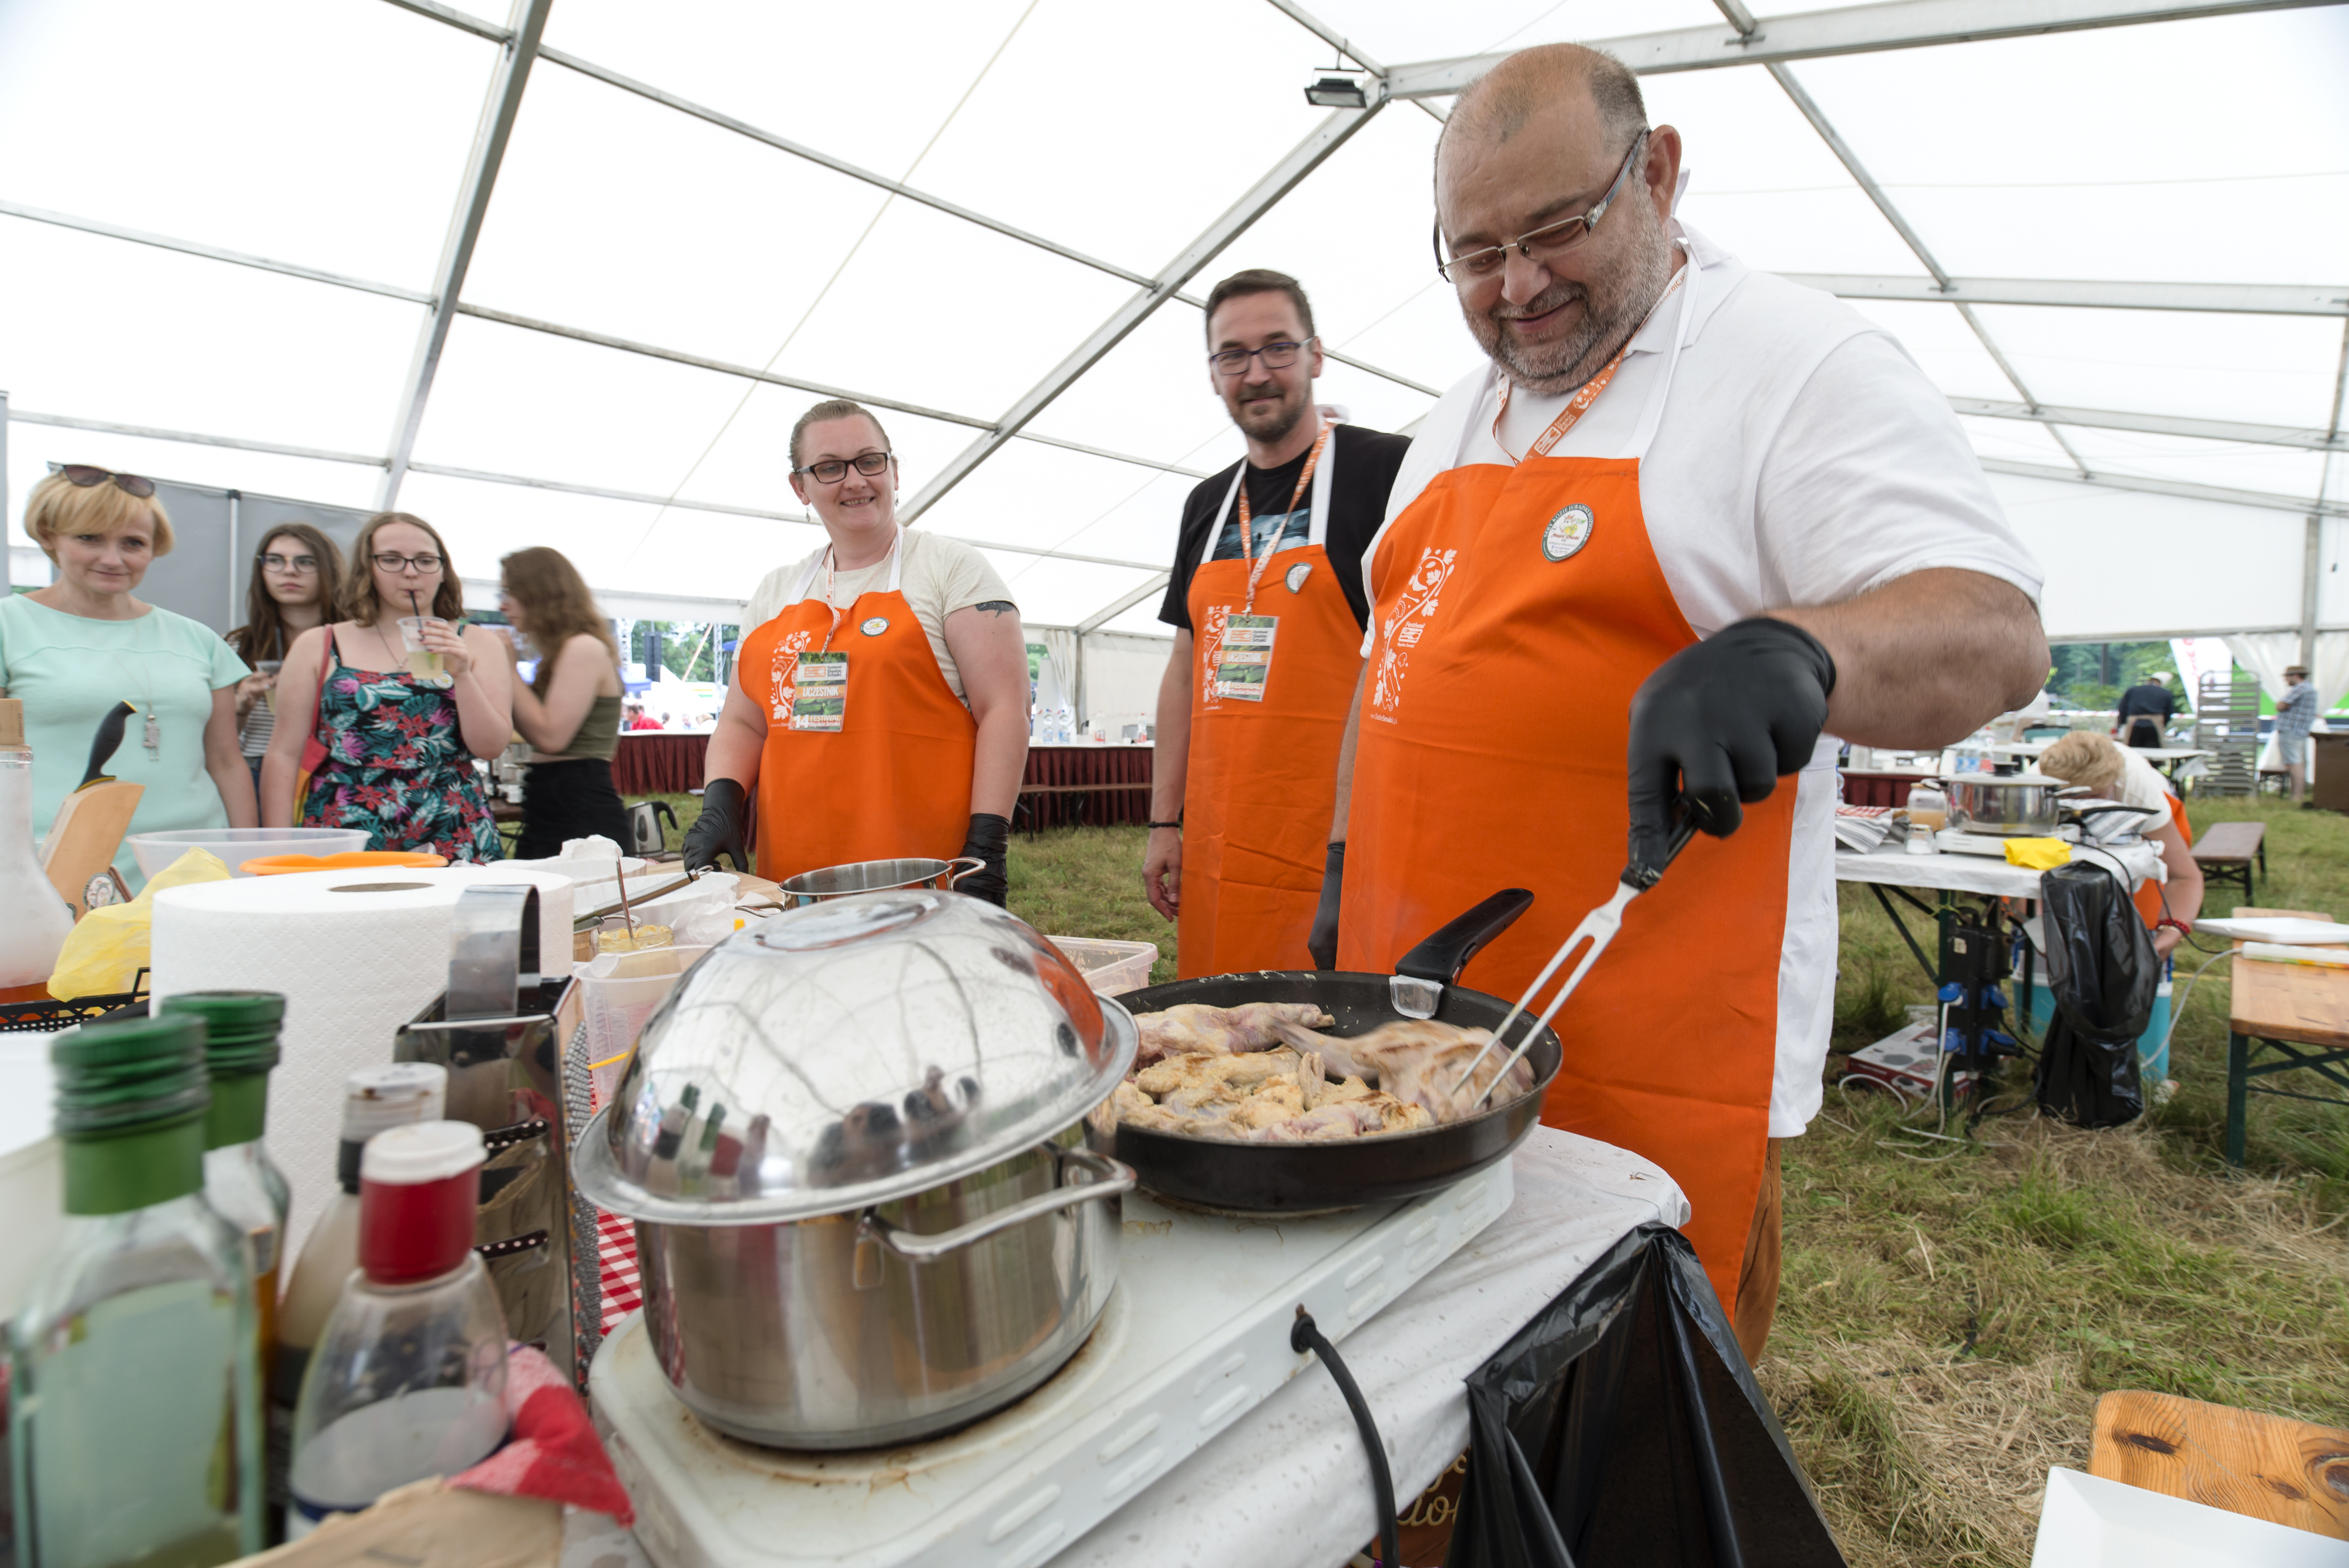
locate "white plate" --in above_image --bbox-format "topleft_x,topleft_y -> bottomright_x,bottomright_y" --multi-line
2191,917 -> 2345,946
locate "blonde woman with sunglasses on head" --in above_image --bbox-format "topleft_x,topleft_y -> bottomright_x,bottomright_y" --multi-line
262,512 -> 511,862
0,466 -> 257,889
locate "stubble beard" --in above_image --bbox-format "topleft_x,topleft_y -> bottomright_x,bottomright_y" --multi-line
1231,379 -> 1309,449
1467,197 -> 1674,398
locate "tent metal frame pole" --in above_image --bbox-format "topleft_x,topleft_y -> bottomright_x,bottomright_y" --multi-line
1260,0 -> 1449,124
1950,398 -> 2347,450
376,0 -> 551,509
1782,273 -> 2348,316
2306,319 -> 2349,666
1385,0 -> 2344,95
1078,573 -> 1174,635
1979,457 -> 2349,517
901,99 -> 1387,523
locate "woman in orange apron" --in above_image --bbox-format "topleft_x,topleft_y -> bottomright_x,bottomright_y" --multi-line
1340,260 -> 1794,1318
1174,425 -> 1369,975
683,401 -> 1031,901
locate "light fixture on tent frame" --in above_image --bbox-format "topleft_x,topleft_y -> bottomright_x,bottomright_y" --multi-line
1304,54 -> 1369,110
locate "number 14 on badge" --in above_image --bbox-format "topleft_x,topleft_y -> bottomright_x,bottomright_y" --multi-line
1214,614 -> 1277,703
790,651 -> 847,731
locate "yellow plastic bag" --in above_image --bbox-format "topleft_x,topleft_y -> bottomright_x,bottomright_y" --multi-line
2002,837 -> 2071,871
48,849 -> 232,1000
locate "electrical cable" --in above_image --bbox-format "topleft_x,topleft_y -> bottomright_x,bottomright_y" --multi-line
1291,1308 -> 1398,1568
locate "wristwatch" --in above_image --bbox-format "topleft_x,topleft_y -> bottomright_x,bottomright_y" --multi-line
1146,819 -> 1183,830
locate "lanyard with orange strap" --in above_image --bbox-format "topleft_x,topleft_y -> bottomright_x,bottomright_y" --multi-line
1214,421 -> 1333,702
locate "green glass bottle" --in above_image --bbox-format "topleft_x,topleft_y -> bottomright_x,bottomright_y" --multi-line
8,1014 -> 264,1568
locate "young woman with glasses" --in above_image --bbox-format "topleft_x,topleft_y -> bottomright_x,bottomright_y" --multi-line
494,546 -> 630,859
260,512 -> 511,862
0,466 -> 257,889
226,523 -> 344,795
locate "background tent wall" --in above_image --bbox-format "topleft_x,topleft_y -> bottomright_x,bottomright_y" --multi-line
115,475 -> 372,635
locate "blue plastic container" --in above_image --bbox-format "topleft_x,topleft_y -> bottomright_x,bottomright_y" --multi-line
2025,967 -> 2174,1085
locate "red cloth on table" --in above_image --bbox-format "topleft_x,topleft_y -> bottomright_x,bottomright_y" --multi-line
450,1344 -> 634,1525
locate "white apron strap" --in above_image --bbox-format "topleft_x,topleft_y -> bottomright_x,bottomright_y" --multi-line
1621,245 -> 1700,465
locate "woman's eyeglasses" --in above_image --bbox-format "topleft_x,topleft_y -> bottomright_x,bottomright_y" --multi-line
793,451 -> 893,485
259,552 -> 319,574
60,465 -> 156,499
373,552 -> 443,573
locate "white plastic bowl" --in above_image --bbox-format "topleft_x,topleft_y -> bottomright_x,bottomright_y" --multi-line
127,826 -> 370,879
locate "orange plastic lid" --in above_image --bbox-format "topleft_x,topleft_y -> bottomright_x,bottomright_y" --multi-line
242,850 -> 449,875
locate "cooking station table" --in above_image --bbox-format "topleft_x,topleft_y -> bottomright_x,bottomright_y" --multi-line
2225,907 -> 2349,1167
1834,840 -> 2163,990
566,1128 -> 1689,1568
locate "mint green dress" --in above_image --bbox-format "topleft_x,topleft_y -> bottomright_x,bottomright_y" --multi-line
0,593 -> 251,888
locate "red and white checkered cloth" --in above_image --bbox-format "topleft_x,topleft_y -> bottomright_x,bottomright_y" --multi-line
450,1344 -> 634,1525
597,1210 -> 641,1334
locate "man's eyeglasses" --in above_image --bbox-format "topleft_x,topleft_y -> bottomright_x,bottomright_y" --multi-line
373,552 -> 443,573
1208,339 -> 1313,378
59,465 -> 156,499
1433,129 -> 1650,284
259,552 -> 319,574
794,451 -> 893,485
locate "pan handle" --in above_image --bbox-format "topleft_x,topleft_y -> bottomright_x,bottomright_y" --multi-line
1395,889 -> 1535,986
857,1144 -> 1135,1264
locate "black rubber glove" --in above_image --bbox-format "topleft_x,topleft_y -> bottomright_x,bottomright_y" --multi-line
957,813 -> 1011,907
682,777 -> 751,874
1625,617 -> 1836,886
1305,842 -> 1345,970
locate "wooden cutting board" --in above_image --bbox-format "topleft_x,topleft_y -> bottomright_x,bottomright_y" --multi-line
2091,1389 -> 2349,1538
40,780 -> 144,917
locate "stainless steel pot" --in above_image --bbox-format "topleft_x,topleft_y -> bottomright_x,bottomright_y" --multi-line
776,856 -> 985,909
572,891 -> 1138,1449
1943,773 -> 2083,835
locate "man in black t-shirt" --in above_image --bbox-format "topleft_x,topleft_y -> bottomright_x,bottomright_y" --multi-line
1142,268 -> 1413,976
2112,673 -> 2178,748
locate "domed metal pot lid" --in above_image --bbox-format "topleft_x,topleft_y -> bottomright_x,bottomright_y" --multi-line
572,891 -> 1138,1226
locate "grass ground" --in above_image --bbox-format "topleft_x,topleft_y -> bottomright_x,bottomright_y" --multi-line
641,791 -> 2349,1564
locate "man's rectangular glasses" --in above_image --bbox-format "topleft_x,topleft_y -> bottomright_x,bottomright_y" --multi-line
794,451 -> 893,484
1209,340 -> 1309,378
1433,130 -> 1649,284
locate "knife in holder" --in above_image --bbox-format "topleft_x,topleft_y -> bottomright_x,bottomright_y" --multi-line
41,701 -> 144,918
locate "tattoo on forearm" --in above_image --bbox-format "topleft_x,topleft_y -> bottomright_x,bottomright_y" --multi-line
972,600 -> 1018,617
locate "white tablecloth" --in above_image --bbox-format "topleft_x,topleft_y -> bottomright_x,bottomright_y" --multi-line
1834,840 -> 2162,900
560,1129 -> 1687,1568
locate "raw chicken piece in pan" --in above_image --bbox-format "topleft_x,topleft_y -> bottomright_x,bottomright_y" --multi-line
1269,1018 -> 1535,1123
1132,1003 -> 1335,1068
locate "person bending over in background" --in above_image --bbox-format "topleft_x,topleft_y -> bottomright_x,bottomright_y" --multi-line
227,522 -> 343,796
0,466 -> 256,890
2038,731 -> 2203,955
688,398 -> 1029,904
263,512 -> 510,862
496,546 -> 630,859
2276,664 -> 2317,805
2112,672 -> 2177,749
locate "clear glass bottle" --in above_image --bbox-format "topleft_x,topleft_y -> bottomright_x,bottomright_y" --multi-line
287,1121 -> 507,1538
8,1012 -> 263,1568
0,698 -> 74,1004
272,1065 -> 447,1498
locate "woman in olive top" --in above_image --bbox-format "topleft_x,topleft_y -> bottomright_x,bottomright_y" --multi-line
497,546 -> 629,858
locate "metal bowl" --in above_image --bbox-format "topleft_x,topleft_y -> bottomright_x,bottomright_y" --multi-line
775,856 -> 984,908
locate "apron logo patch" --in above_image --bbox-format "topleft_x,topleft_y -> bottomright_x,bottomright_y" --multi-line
1369,546 -> 1460,718
1542,504 -> 1595,562
859,616 -> 890,637
1284,561 -> 1313,594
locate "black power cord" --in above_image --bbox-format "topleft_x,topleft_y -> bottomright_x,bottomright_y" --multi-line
1292,1307 -> 1399,1568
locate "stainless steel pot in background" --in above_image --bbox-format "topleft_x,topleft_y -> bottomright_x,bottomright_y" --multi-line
776,856 -> 984,909
1943,773 -> 2082,835
572,891 -> 1137,1449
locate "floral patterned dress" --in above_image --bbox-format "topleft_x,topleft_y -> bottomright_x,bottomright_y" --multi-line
301,639 -> 502,862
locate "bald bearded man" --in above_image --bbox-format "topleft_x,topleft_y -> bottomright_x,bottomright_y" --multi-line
1311,43 -> 2048,1359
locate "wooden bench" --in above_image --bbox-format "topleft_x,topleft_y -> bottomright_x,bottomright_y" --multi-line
2192,820 -> 2266,903
2091,1389 -> 2349,1539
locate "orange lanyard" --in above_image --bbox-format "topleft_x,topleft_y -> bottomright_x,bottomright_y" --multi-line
1235,421 -> 1331,615
815,529 -> 901,652
1493,269 -> 1687,463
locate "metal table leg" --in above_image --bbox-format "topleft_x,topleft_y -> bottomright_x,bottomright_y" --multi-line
2227,1031 -> 2250,1168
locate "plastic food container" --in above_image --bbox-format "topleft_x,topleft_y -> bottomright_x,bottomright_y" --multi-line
1046,936 -> 1159,996
128,827 -> 368,879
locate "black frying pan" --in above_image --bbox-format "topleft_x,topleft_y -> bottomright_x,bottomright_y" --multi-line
1110,890 -> 1559,1212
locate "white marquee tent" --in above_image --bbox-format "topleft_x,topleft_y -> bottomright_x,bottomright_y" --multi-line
4,0 -> 2345,721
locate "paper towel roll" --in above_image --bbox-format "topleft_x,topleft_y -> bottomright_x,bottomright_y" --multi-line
150,865 -> 576,1263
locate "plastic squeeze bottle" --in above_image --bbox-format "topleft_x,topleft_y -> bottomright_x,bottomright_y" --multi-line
8,1012 -> 264,1568
286,1121 -> 510,1537
0,698 -> 74,1003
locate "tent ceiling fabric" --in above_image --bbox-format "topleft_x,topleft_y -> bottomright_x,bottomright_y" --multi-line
2,0 -> 2344,646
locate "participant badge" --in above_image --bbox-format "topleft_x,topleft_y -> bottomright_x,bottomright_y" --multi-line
789,651 -> 848,731
859,616 -> 890,637
1214,614 -> 1278,703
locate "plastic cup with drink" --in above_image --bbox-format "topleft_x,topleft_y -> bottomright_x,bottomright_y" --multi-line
396,617 -> 449,684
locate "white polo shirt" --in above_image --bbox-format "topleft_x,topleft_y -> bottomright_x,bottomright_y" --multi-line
1363,223 -> 2045,1138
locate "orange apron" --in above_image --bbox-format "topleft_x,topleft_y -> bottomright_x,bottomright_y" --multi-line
738,529 -> 976,884
1179,431 -> 1361,977
1340,266 -> 1791,1308
2133,794 -> 2192,930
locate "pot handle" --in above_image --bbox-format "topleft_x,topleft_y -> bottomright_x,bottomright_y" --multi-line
1394,889 -> 1535,985
857,1145 -> 1136,1264
942,856 -> 988,889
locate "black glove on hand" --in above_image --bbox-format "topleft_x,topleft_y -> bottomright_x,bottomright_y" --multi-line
1625,617 -> 1836,885
1305,842 -> 1345,970
957,813 -> 1012,907
682,777 -> 751,874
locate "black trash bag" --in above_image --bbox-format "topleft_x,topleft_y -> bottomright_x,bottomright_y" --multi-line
1448,1224 -> 1845,1568
2031,860 -> 2158,1128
